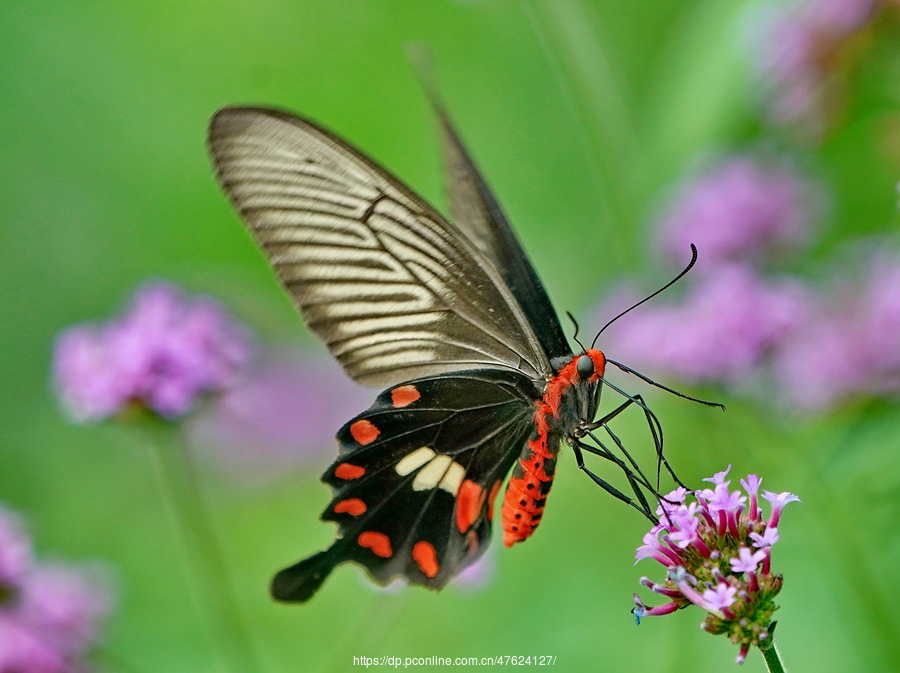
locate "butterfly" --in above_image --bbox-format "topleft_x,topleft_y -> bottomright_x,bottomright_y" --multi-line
207,99 -> 715,603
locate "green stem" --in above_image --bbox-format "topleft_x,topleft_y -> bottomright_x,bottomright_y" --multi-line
752,407 -> 900,671
148,426 -> 261,673
759,636 -> 788,673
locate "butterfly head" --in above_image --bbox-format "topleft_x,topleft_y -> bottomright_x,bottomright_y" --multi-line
576,354 -> 594,379
574,349 -> 606,382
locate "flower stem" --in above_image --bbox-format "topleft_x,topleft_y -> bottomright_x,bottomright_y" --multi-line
759,637 -> 788,673
148,426 -> 261,673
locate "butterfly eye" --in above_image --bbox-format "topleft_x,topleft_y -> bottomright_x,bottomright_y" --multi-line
576,355 -> 595,379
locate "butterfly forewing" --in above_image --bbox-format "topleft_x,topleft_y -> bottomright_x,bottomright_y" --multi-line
434,106 -> 571,363
271,370 -> 537,601
208,107 -> 554,386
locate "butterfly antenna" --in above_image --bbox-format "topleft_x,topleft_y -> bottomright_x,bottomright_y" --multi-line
591,244 -> 698,349
606,358 -> 725,409
566,311 -> 587,353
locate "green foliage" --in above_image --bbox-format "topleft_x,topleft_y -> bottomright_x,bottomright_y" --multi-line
1,1 -> 898,671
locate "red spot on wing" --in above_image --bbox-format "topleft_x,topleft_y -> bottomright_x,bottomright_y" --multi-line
350,419 -> 380,445
333,498 -> 366,515
334,463 -> 366,480
357,531 -> 392,558
390,385 -> 421,408
455,479 -> 486,533
487,480 -> 502,521
412,541 -> 439,578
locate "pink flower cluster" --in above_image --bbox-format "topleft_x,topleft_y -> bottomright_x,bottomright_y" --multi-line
751,0 -> 879,137
632,467 -> 799,664
607,264 -> 812,386
658,156 -> 815,267
599,150 -> 900,414
772,250 -> 900,411
186,349 -> 371,483
0,504 -> 114,672
53,282 -> 253,422
600,154 -> 819,390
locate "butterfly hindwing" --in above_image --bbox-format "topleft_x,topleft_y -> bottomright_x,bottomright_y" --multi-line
271,370 -> 538,601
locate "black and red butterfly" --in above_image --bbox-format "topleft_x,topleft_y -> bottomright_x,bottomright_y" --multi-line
207,99 -> 717,603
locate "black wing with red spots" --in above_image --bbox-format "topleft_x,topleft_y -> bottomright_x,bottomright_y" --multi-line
271,370 -> 538,602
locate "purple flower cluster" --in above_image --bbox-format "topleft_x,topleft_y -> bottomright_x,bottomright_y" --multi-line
600,154 -> 818,387
53,282 -> 253,422
606,264 -> 811,385
772,249 -> 900,411
657,156 -> 816,267
0,504 -> 114,672
186,349 -> 371,483
750,0 -> 878,136
632,467 -> 799,664
599,147 -> 900,413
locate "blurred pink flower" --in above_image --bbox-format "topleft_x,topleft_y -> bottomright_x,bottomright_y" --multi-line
362,551 -> 495,596
807,0 -> 876,32
855,254 -> 900,389
187,349 -> 371,482
602,265 -> 812,385
750,0 -> 878,135
452,552 -> 495,591
770,300 -> 863,412
0,507 -> 32,587
17,564 -> 114,662
658,156 -> 817,268
53,282 -> 253,422
0,505 -> 115,673
773,249 -> 900,411
0,615 -> 67,673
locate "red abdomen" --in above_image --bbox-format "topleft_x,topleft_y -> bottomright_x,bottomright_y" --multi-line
500,348 -> 606,547
500,407 -> 558,547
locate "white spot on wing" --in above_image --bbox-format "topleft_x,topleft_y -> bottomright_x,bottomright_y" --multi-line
413,454 -> 453,491
395,447 -> 436,477
438,461 -> 466,494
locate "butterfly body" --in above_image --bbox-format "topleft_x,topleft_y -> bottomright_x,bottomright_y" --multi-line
208,105 -> 632,603
501,349 -> 606,546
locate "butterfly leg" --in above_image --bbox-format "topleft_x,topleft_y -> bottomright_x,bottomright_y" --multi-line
606,358 -> 725,409
586,426 -> 657,498
570,437 -> 656,522
583,387 -> 686,491
581,428 -> 689,528
618,393 -> 684,491
583,383 -> 664,460
582,397 -> 660,481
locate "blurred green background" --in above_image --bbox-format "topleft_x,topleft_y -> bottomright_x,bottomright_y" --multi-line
2,0 -> 899,671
